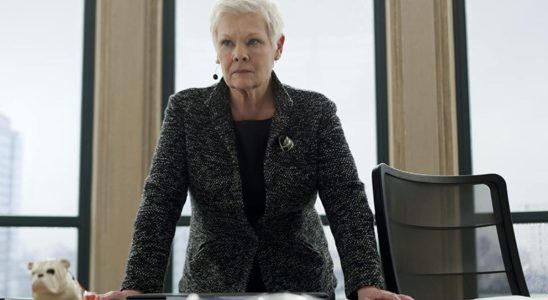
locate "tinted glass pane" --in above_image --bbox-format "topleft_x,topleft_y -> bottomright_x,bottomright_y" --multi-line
172,226 -> 189,292
175,0 -> 376,215
514,223 -> 548,294
467,0 -> 548,211
0,227 -> 78,298
324,226 -> 345,299
0,0 -> 84,216
277,0 -> 376,214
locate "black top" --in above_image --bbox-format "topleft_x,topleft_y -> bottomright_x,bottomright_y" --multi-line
233,118 -> 271,292
233,119 -> 271,227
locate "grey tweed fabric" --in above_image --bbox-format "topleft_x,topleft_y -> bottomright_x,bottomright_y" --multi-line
120,72 -> 384,298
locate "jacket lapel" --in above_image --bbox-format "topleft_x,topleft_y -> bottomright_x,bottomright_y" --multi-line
205,79 -> 239,166
263,72 -> 294,217
265,71 -> 294,159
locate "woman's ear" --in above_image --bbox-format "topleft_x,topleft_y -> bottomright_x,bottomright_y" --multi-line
275,35 -> 285,60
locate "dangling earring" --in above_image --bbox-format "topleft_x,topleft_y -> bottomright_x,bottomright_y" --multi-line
213,60 -> 220,80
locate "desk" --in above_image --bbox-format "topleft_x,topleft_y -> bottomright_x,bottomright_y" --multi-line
127,293 -> 327,300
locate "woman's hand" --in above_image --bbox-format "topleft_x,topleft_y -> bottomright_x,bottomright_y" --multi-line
357,286 -> 414,300
83,289 -> 143,300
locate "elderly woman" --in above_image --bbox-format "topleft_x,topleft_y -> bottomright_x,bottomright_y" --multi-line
90,0 -> 412,300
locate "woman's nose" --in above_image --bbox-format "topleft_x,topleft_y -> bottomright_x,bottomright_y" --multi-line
233,44 -> 249,62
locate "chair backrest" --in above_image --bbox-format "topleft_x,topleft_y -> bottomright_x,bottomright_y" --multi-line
372,163 -> 529,300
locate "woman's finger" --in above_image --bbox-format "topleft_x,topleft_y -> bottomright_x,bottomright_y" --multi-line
100,291 -> 125,300
83,291 -> 100,300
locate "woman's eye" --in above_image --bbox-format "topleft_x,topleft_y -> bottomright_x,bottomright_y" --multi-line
220,40 -> 233,47
248,39 -> 261,46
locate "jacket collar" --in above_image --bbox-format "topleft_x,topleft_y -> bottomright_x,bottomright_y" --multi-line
205,71 -> 293,117
205,71 -> 294,161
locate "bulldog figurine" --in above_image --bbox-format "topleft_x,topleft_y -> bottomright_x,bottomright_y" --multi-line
28,258 -> 83,300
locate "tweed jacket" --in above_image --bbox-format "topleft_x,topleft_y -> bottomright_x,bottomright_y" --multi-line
121,72 -> 384,298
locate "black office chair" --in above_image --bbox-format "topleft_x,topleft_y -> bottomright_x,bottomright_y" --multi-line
372,163 -> 529,300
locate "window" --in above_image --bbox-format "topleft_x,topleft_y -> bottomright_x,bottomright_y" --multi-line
172,1 -> 378,298
466,0 -> 548,212
460,0 -> 548,294
0,0 -> 93,297
0,0 -> 83,217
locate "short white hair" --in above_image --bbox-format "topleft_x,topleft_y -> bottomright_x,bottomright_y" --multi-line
210,0 -> 284,49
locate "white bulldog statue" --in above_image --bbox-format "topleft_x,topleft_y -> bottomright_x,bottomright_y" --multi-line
28,258 -> 83,300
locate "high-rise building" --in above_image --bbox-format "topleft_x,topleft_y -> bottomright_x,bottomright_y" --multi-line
0,113 -> 22,296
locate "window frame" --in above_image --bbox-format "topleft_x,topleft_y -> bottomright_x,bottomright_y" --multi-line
0,0 -> 95,289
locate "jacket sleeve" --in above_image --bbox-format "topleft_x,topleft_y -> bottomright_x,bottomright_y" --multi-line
316,99 -> 384,297
120,94 -> 189,293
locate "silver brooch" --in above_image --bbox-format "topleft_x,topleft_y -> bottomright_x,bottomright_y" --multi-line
278,135 -> 294,152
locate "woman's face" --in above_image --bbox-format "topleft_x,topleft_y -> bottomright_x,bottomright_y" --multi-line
215,12 -> 284,92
